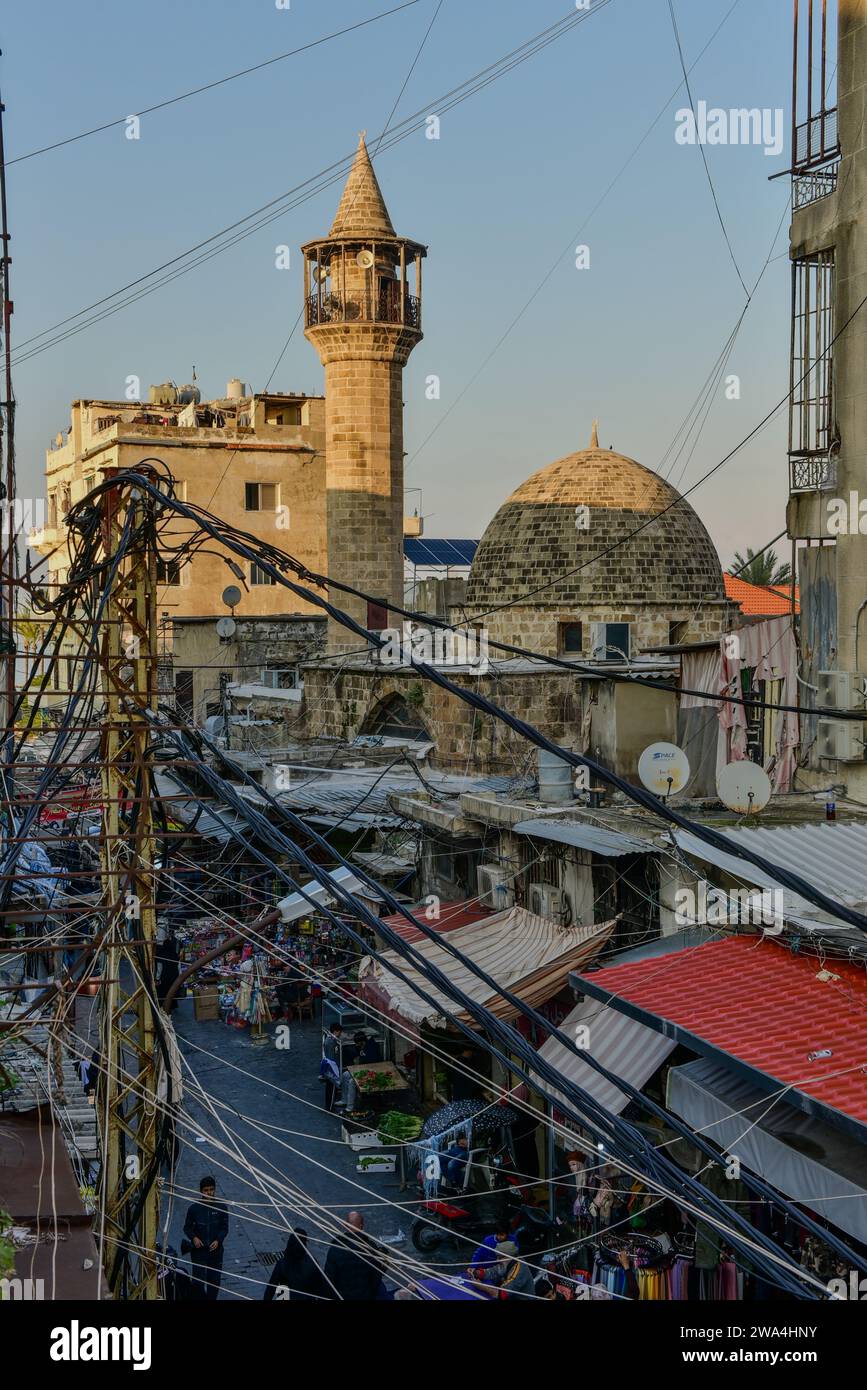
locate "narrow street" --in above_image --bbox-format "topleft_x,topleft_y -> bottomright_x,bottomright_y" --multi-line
168,1001 -> 421,1300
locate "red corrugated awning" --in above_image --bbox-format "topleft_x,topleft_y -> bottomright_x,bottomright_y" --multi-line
378,898 -> 492,944
574,936 -> 867,1140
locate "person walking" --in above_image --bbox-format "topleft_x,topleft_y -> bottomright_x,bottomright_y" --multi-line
264,1228 -> 331,1302
155,932 -> 180,1013
183,1176 -> 229,1300
320,1023 -> 343,1112
323,1211 -> 385,1301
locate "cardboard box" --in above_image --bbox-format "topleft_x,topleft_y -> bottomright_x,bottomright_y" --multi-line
356,1153 -> 396,1174
342,1126 -> 384,1151
193,985 -> 220,1021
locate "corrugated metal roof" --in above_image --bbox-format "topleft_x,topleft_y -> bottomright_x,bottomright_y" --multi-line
379,897 -> 493,943
574,935 -> 867,1141
515,818 -> 655,857
404,538 -> 478,566
674,821 -> 867,927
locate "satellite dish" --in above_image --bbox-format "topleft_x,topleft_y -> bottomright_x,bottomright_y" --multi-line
216,616 -> 236,639
221,585 -> 242,611
356,248 -> 375,270
717,761 -> 772,815
638,742 -> 691,798
312,264 -> 328,282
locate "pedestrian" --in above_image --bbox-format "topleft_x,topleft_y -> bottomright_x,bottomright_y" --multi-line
264,1228 -> 330,1302
479,1240 -> 536,1300
156,932 -> 180,1013
352,1031 -> 381,1064
323,1211 -> 385,1301
183,1176 -> 229,1300
469,1222 -> 514,1271
320,1023 -> 343,1112
443,1132 -> 471,1187
81,1048 -> 100,1104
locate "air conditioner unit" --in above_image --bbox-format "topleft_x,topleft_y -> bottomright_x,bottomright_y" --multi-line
818,671 -> 867,712
529,885 -> 565,921
817,717 -> 866,762
476,864 -> 514,910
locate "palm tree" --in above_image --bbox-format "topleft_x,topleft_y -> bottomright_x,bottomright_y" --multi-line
14,607 -> 43,681
729,547 -> 792,588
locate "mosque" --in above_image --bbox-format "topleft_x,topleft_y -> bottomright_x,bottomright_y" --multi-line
297,135 -> 736,776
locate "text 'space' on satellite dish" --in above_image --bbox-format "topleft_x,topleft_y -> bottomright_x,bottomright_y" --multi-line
716,760 -> 772,815
638,742 -> 691,798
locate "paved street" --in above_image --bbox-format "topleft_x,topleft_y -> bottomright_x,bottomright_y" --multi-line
168,1000 -> 417,1300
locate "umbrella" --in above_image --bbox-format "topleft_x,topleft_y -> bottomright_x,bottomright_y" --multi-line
420,1099 -> 522,1140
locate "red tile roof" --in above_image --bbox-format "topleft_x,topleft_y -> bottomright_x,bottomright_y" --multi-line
724,573 -> 800,616
380,897 -> 492,944
576,936 -> 867,1136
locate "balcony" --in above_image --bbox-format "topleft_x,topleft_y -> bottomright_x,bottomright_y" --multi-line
793,107 -> 840,170
793,161 -> 839,210
789,453 -> 838,494
305,289 -> 421,330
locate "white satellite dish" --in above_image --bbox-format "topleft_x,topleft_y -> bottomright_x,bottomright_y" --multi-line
216,616 -> 236,639
356,248 -> 375,270
717,761 -> 772,815
312,264 -> 328,282
221,585 -> 242,611
638,742 -> 691,798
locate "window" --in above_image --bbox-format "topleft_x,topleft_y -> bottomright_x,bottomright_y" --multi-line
789,249 -> 835,491
669,620 -> 689,646
245,482 -> 278,511
260,667 -> 298,690
157,558 -> 182,586
557,621 -> 583,655
48,493 -> 57,528
592,622 -> 631,662
361,693 -> 427,742
367,599 -> 389,631
82,473 -> 95,495
250,563 -> 276,586
267,404 -> 302,426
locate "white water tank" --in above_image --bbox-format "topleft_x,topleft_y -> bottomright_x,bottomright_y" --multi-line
177,384 -> 201,405
226,377 -> 244,399
537,748 -> 573,804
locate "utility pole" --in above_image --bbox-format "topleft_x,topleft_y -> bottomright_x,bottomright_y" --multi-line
0,61 -> 17,800
98,483 -> 162,1299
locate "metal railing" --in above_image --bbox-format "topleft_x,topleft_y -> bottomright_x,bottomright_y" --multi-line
793,107 -> 839,169
789,453 -> 838,494
306,290 -> 421,329
793,161 -> 839,210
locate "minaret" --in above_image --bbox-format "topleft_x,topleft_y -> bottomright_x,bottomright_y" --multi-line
302,134 -> 426,653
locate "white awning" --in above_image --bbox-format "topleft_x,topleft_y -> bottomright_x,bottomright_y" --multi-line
668,1058 -> 867,1246
532,995 -> 676,1120
358,906 -> 615,1033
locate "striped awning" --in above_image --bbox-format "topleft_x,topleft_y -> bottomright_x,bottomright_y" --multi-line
358,906 -> 615,1035
532,995 -> 676,1122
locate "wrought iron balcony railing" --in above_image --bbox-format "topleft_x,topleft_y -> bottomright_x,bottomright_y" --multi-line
793,161 -> 839,210
789,453 -> 838,494
305,290 -> 421,330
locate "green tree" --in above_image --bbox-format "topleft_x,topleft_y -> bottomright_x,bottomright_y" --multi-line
729,548 -> 792,587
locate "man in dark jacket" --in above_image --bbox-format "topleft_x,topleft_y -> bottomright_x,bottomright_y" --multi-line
183,1176 -> 229,1300
323,1211 -> 385,1301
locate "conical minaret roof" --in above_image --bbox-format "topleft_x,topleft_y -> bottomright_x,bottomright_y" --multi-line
329,132 -> 396,239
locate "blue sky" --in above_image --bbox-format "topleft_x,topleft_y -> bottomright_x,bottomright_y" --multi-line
5,0 -> 794,567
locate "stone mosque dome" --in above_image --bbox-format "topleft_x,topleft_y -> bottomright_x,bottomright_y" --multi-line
465,423 -> 725,611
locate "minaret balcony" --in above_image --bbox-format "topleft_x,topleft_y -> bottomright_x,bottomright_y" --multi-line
305,289 -> 421,331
